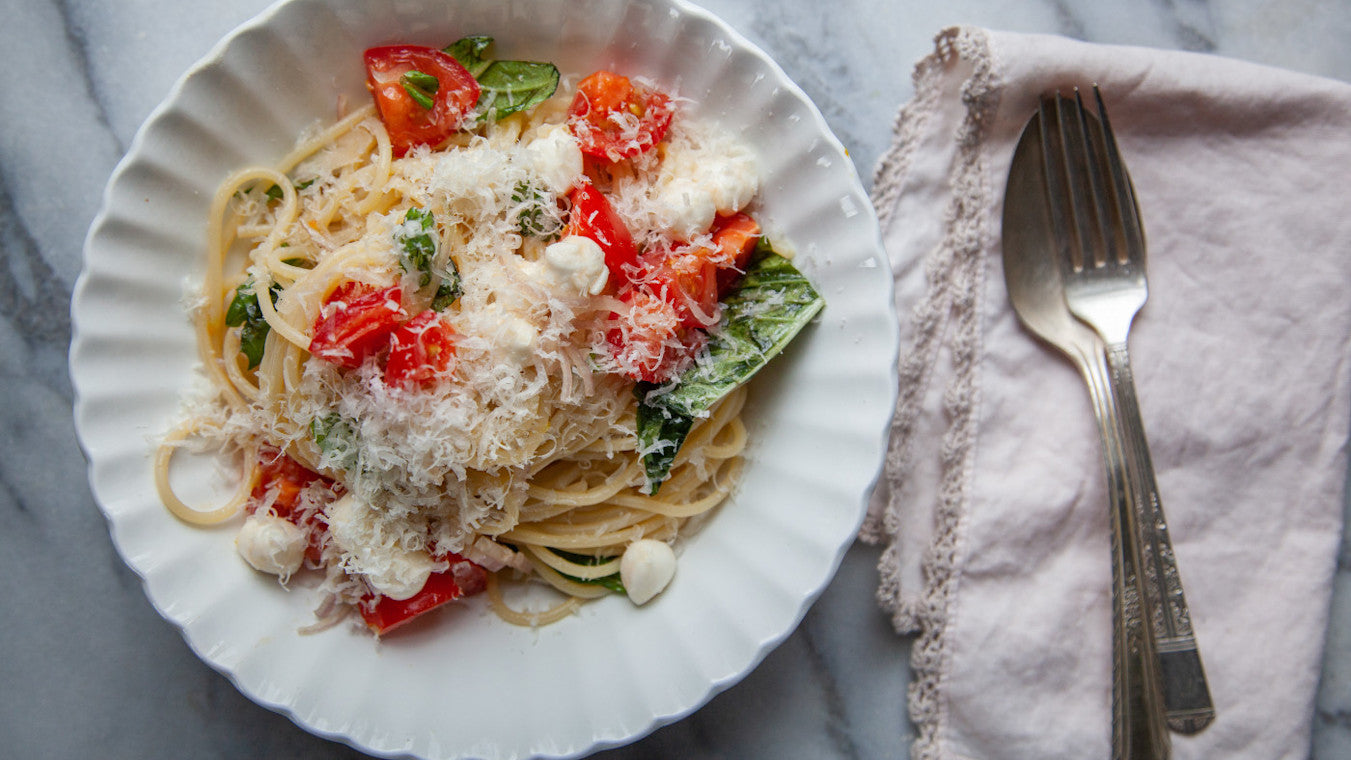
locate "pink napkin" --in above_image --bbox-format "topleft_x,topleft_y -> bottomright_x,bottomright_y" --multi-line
862,26 -> 1351,760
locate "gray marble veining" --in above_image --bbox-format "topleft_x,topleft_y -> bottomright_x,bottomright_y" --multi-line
3,0 -> 1349,757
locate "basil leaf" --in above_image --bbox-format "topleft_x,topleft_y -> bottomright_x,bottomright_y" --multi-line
445,36 -> 559,121
402,69 -> 440,93
636,243 -> 825,492
396,208 -> 462,309
398,207 -> 437,278
476,60 -> 560,121
445,35 -> 493,79
224,279 -> 282,370
431,275 -> 461,311
511,181 -> 562,240
265,178 -> 315,201
310,413 -> 358,470
238,318 -> 269,370
401,70 -> 438,110
635,393 -> 694,495
224,283 -> 253,328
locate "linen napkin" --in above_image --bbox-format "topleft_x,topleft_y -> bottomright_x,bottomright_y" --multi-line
861,26 -> 1351,760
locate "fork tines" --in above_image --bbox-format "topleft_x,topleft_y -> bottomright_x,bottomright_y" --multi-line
1037,86 -> 1143,271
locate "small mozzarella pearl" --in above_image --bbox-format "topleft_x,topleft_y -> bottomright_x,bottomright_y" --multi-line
236,513 -> 307,578
620,539 -> 677,605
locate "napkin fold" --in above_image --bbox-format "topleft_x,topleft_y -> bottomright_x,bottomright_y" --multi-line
862,27 -> 1351,760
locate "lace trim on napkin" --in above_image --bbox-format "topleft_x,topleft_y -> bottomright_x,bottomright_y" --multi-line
863,26 -> 1002,759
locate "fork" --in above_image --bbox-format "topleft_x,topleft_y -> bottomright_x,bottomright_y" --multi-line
1039,88 -> 1215,734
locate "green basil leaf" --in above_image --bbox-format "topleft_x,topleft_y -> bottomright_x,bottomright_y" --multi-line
445,35 -> 493,79
265,178 -> 315,201
401,69 -> 439,110
224,282 -> 254,327
431,272 -> 462,311
511,181 -> 562,239
224,279 -> 282,369
636,243 -> 825,491
398,207 -> 437,274
444,35 -> 559,121
635,392 -> 695,495
396,208 -> 462,310
476,60 -> 560,121
238,318 -> 269,370
402,70 -> 440,94
310,413 -> 358,470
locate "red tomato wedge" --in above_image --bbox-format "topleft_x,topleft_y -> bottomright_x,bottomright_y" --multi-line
708,212 -> 761,294
249,447 -> 335,563
250,447 -> 321,517
359,555 -> 488,635
566,70 -> 674,162
646,213 -> 761,328
651,249 -> 720,329
385,310 -> 456,388
607,289 -> 704,383
309,283 -> 406,369
568,183 -> 638,287
364,45 -> 481,157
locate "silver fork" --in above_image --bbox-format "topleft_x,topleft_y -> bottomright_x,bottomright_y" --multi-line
1040,88 -> 1215,734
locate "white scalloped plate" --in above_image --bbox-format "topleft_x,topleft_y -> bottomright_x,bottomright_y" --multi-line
70,0 -> 898,757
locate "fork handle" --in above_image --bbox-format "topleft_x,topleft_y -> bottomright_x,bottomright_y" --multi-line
1080,345 -> 1171,759
1105,342 -> 1215,733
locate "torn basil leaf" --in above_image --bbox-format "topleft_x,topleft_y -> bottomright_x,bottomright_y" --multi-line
431,277 -> 461,311
636,242 -> 825,492
635,393 -> 695,495
396,207 -> 462,310
310,413 -> 358,470
445,36 -> 493,78
265,178 -> 315,201
401,69 -> 440,110
398,207 -> 436,276
224,278 -> 282,370
445,35 -> 559,122
512,181 -> 563,240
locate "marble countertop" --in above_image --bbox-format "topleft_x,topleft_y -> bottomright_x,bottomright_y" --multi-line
5,0 -> 1349,757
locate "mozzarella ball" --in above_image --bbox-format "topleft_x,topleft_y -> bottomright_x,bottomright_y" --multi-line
653,179 -> 719,241
620,539 -> 678,605
324,494 -> 435,600
542,235 -> 609,295
236,513 -> 307,579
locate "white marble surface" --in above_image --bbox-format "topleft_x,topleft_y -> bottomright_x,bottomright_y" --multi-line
4,0 -> 1349,757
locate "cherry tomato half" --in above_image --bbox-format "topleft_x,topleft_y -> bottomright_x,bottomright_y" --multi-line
359,554 -> 487,635
385,310 -> 457,388
249,447 -> 335,563
364,45 -> 481,157
708,212 -> 761,295
606,289 -> 704,384
650,249 -> 720,329
568,183 -> 638,287
309,282 -> 406,369
566,70 -> 674,163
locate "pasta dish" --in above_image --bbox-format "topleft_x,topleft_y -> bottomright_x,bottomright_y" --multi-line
154,37 -> 823,634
